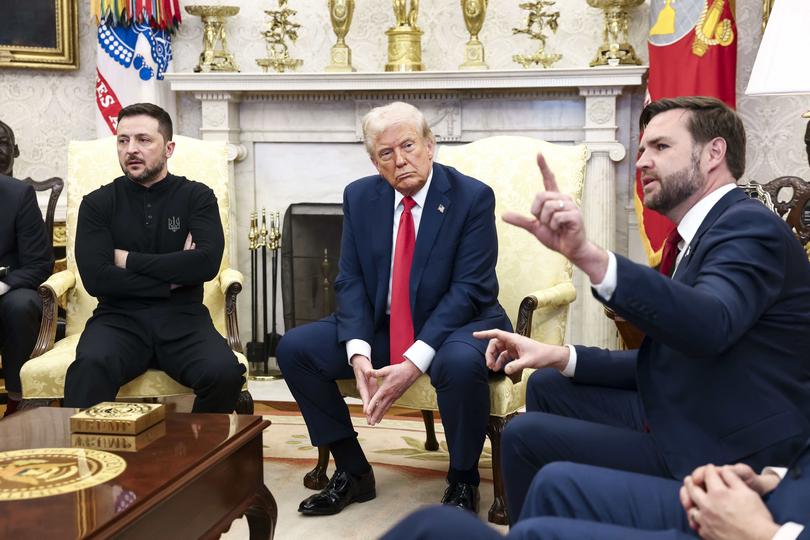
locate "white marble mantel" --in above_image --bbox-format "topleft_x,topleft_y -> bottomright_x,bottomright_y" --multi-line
167,66 -> 647,348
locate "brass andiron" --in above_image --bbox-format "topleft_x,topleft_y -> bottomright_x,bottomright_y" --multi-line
325,0 -> 356,72
385,0 -> 424,72
587,0 -> 644,66
256,0 -> 303,73
512,1 -> 562,68
459,0 -> 489,70
185,5 -> 240,72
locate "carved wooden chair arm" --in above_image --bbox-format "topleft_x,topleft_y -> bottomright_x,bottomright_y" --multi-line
219,268 -> 244,354
31,270 -> 76,358
508,281 -> 577,383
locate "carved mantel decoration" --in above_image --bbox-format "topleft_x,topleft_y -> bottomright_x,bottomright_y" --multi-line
166,66 -> 646,348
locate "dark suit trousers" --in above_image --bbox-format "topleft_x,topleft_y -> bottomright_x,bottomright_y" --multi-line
0,288 -> 42,394
277,314 -> 493,484
64,303 -> 245,413
502,369 -> 670,524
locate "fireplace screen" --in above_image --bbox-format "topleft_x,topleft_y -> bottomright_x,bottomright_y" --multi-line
281,203 -> 344,330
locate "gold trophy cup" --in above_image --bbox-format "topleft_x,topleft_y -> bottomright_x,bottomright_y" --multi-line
460,0 -> 489,70
326,0 -> 356,72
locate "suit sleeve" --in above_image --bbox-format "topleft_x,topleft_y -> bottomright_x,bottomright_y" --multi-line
76,195 -> 169,299
605,212 -> 791,357
3,185 -> 53,290
417,185 -> 500,349
572,346 -> 638,390
125,186 -> 224,284
334,188 -> 375,344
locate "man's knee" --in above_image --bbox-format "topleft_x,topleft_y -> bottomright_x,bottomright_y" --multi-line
526,368 -> 574,411
277,321 -> 344,379
429,340 -> 487,388
0,288 -> 41,326
197,353 -> 244,392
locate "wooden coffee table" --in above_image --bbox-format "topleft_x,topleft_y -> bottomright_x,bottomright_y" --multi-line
0,407 -> 276,539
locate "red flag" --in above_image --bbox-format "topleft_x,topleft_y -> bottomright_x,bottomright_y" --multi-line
636,0 -> 737,265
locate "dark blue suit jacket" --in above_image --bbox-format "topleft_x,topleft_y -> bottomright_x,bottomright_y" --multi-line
333,162 -> 510,356
768,437 -> 810,537
0,175 -> 52,291
574,188 -> 810,478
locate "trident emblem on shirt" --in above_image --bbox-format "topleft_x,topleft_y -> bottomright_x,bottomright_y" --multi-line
168,216 -> 181,232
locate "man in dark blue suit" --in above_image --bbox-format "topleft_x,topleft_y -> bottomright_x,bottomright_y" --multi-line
475,96 -> 810,522
278,101 -> 511,515
381,442 -> 810,539
0,119 -> 53,416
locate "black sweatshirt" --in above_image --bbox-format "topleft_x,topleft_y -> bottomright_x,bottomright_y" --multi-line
76,173 -> 224,309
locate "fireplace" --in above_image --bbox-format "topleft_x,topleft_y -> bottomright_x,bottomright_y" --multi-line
281,203 -> 343,329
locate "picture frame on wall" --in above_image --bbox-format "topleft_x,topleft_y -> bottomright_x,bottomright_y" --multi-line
0,0 -> 79,70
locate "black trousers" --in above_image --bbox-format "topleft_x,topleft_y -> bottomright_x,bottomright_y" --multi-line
64,302 -> 245,413
0,288 -> 42,394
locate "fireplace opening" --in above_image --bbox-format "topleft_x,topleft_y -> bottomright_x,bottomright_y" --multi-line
281,203 -> 344,331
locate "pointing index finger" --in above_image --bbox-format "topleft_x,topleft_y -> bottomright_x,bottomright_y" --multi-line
537,152 -> 560,194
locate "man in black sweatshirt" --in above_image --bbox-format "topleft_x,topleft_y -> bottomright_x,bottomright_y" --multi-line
63,103 -> 244,413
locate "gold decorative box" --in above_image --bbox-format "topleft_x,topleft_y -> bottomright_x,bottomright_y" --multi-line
70,402 -> 166,435
72,421 -> 167,452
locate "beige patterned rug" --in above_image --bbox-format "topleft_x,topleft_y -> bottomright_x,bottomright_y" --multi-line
233,407 -> 505,540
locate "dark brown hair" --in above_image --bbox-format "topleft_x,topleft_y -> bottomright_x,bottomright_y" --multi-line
640,96 -> 745,179
117,102 -> 173,142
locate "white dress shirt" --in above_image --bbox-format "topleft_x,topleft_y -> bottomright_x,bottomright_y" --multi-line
562,183 -> 739,377
345,170 -> 436,372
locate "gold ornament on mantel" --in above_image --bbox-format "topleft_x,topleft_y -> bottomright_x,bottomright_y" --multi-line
460,0 -> 489,70
587,0 -> 644,67
185,5 -> 240,73
512,1 -> 562,69
325,0 -> 356,72
256,0 -> 303,73
385,0 -> 424,72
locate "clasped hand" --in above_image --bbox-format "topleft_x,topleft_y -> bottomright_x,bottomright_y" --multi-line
680,463 -> 780,540
352,355 -> 421,426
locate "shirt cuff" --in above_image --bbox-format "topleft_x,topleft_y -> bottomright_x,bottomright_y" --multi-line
592,251 -> 618,301
0,281 -> 9,296
560,344 -> 577,377
772,522 -> 804,540
763,467 -> 788,480
403,340 -> 435,373
346,339 -> 371,366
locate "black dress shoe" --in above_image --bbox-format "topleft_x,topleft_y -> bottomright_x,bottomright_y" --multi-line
441,481 -> 480,513
298,469 -> 376,516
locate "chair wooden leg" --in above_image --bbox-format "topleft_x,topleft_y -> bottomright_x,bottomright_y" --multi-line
421,410 -> 439,451
486,412 -> 517,525
236,390 -> 254,414
304,445 -> 330,490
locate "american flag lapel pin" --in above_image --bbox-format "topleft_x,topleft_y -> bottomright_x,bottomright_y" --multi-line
438,204 -> 445,213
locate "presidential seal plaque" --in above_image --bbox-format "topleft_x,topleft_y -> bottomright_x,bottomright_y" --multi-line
0,448 -> 126,501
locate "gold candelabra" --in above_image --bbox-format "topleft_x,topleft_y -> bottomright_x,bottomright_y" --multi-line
256,0 -> 303,73
460,0 -> 489,70
512,1 -> 562,69
185,5 -> 240,72
587,0 -> 644,66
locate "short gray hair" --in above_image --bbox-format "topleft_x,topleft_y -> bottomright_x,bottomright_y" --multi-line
361,102 -> 435,157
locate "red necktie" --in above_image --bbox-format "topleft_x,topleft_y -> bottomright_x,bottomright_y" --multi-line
658,228 -> 683,277
389,196 -> 416,365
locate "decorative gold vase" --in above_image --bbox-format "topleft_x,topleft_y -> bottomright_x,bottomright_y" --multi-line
185,5 -> 240,73
586,0 -> 644,67
385,1 -> 423,72
326,0 -> 356,72
460,0 -> 488,70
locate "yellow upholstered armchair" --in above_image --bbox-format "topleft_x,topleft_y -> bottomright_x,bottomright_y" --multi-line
19,135 -> 252,413
304,136 -> 586,524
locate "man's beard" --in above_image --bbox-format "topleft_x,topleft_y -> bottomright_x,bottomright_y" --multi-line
124,159 -> 165,185
644,150 -> 703,215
